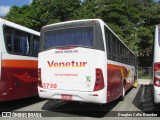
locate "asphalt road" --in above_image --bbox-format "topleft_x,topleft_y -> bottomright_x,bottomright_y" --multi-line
0,84 -> 160,120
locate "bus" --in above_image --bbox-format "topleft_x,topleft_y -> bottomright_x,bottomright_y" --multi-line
38,19 -> 136,104
0,18 -> 40,101
153,24 -> 160,104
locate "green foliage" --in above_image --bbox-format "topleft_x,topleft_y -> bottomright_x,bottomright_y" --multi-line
5,0 -> 81,30
72,0 -> 96,19
4,0 -> 160,63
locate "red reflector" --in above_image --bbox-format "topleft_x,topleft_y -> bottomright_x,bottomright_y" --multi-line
94,68 -> 104,91
38,68 -> 42,87
154,62 -> 160,70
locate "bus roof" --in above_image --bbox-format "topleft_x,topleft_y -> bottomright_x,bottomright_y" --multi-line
0,18 -> 40,36
42,19 -> 103,28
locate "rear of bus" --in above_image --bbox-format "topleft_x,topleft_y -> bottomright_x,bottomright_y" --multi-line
38,19 -> 107,103
153,24 -> 160,104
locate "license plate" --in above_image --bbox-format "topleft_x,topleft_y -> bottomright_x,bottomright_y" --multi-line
61,94 -> 72,100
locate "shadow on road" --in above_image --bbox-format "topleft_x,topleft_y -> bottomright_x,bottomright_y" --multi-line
42,99 -> 119,117
0,96 -> 44,112
42,88 -> 133,118
132,85 -> 160,113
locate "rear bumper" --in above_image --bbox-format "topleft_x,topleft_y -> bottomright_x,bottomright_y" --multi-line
154,86 -> 160,103
38,87 -> 107,104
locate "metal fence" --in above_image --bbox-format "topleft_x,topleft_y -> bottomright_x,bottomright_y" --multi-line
138,67 -> 152,80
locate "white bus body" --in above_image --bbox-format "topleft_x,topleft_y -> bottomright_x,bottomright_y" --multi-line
38,19 -> 136,104
153,24 -> 160,104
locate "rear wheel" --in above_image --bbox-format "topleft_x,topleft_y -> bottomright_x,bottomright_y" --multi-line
120,84 -> 126,101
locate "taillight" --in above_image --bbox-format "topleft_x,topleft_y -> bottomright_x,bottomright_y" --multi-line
38,68 -> 42,87
154,63 -> 160,87
94,68 -> 104,91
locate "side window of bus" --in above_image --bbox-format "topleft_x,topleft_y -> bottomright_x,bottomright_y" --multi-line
112,37 -> 117,60
105,25 -> 135,65
4,26 -> 13,52
119,43 -> 123,62
109,34 -> 113,59
105,26 -> 117,60
117,41 -> 120,61
105,27 -> 111,59
122,46 -> 125,63
4,26 -> 30,55
124,47 -> 128,63
14,29 -> 30,55
32,35 -> 39,57
104,26 -> 135,65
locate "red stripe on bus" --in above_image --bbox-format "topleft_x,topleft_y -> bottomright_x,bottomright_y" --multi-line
2,60 -> 38,68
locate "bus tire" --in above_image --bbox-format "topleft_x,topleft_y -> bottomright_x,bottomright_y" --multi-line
120,84 -> 126,101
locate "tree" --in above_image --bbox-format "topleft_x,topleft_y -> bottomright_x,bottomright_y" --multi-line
5,5 -> 40,30
95,0 -> 142,53
72,0 -> 96,19
5,0 -> 81,31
